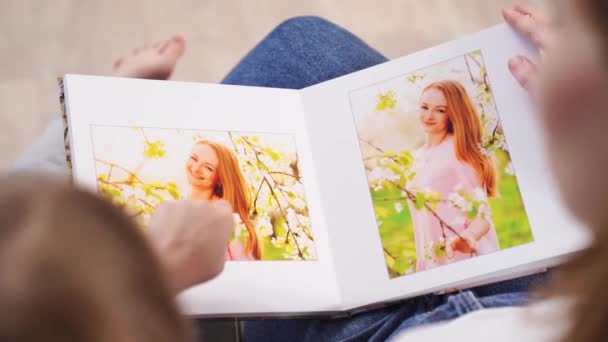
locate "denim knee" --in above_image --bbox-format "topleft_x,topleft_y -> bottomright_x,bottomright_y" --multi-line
221,15 -> 386,89
272,16 -> 338,37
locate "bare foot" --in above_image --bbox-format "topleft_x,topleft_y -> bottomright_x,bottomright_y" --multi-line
112,35 -> 186,80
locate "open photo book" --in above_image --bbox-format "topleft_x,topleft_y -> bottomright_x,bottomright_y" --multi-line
60,24 -> 588,318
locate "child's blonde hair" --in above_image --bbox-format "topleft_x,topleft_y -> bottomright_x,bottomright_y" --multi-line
553,2 -> 608,342
0,174 -> 192,342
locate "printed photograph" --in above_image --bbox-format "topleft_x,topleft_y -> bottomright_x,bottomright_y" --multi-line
349,50 -> 534,278
91,126 -> 316,261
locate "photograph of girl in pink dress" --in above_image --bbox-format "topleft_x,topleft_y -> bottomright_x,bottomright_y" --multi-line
185,140 -> 261,261
350,50 -> 533,278
408,80 -> 499,271
91,127 -> 317,262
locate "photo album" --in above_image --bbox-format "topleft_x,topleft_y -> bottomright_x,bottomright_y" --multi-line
60,24 -> 588,318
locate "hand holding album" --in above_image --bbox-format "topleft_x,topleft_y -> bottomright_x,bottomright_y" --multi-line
502,4 -> 550,91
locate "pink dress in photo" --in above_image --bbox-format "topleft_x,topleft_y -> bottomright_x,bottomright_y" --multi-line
407,136 -> 499,271
226,240 -> 256,261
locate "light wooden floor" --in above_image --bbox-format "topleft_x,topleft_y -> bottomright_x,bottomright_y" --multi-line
0,0 -> 546,166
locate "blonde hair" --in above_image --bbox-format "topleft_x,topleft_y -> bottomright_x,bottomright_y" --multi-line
0,174 -> 192,342
423,80 -> 498,197
195,140 -> 262,260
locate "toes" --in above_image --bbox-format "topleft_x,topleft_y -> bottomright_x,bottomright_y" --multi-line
113,35 -> 185,80
159,35 -> 186,59
158,40 -> 170,53
113,57 -> 124,70
132,43 -> 151,55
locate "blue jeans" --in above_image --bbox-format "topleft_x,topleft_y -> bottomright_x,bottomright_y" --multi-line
220,16 -> 550,341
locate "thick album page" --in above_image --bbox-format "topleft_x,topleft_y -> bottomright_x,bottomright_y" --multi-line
63,75 -> 341,316
300,25 -> 589,310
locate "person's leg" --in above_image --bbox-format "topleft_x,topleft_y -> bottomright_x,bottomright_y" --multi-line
244,273 -> 549,342
11,116 -> 69,176
470,271 -> 551,298
242,274 -> 546,342
222,16 -> 387,89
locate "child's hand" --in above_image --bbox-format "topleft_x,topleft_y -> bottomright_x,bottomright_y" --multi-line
502,4 -> 554,91
148,200 -> 234,293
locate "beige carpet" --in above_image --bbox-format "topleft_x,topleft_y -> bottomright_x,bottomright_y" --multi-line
0,0 -> 546,167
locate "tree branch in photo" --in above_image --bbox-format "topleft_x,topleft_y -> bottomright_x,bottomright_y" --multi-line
262,177 -> 304,259
252,177 -> 265,215
97,169 -> 156,214
137,197 -> 154,209
385,178 -> 474,257
96,159 -> 145,184
489,122 -> 499,145
465,53 -> 490,92
267,171 -> 301,182
439,222 -> 448,248
241,136 -> 313,241
95,157 -> 180,222
468,52 -> 483,68
360,138 -> 400,164
139,128 -> 150,143
107,164 -> 114,182
98,178 -> 125,190
360,138 -> 474,256
373,196 -> 411,202
464,54 -> 476,85
383,247 -> 397,260
464,53 -> 502,153
227,131 -> 241,154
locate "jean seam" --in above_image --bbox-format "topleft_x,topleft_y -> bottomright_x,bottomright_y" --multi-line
449,291 -> 484,316
463,291 -> 485,311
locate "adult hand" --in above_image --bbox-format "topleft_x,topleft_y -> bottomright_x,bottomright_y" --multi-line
502,4 -> 554,91
148,200 -> 234,293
